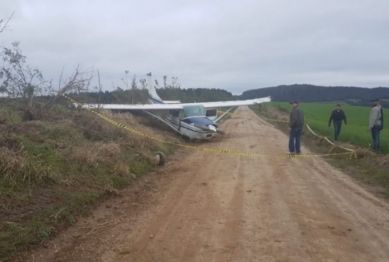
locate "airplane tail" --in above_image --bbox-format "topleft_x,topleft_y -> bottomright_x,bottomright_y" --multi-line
147,73 -> 165,104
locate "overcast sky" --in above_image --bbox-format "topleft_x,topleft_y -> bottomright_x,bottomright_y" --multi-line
1,0 -> 389,95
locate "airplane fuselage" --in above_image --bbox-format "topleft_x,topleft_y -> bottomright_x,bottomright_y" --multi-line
162,115 -> 217,140
155,105 -> 219,140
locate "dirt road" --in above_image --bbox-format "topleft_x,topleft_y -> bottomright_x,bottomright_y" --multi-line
21,106 -> 389,262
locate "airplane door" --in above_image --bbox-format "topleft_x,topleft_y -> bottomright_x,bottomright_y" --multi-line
170,109 -> 181,130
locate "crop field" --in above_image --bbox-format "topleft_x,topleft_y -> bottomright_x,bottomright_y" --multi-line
262,102 -> 388,154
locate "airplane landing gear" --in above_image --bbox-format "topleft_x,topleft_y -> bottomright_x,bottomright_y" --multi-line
154,151 -> 166,166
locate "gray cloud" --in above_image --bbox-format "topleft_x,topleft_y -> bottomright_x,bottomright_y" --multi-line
1,0 -> 388,95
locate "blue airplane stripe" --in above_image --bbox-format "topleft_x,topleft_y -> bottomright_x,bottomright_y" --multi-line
162,117 -> 213,134
150,96 -> 164,104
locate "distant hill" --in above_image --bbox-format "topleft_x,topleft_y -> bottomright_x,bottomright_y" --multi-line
239,85 -> 389,106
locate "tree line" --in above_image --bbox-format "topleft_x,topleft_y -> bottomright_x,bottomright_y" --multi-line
240,84 -> 389,107
68,87 -> 234,104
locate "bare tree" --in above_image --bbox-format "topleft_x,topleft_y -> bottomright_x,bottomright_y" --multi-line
40,64 -> 94,110
139,78 -> 147,89
0,11 -> 14,33
131,74 -> 138,90
97,69 -> 102,105
131,74 -> 138,103
163,75 -> 167,88
170,76 -> 180,89
121,70 -> 129,89
159,75 -> 180,89
0,42 -> 51,107
57,64 -> 93,95
121,70 -> 132,103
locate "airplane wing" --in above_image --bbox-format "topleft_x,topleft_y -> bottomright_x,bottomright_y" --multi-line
78,96 -> 271,110
162,100 -> 181,104
181,96 -> 271,108
79,103 -> 183,110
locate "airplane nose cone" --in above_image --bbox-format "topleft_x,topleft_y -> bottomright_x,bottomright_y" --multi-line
208,125 -> 217,132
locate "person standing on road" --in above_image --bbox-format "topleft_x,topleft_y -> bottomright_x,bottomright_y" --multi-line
289,101 -> 304,154
328,104 -> 347,141
368,98 -> 384,152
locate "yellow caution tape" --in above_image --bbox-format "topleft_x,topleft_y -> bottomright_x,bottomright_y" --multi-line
219,111 -> 289,123
64,95 -> 356,159
258,117 -> 289,123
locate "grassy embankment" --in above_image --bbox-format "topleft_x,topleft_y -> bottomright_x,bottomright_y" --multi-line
250,102 -> 389,197
0,97 -> 177,261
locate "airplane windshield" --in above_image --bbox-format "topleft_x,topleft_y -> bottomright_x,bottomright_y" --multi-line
183,105 -> 206,117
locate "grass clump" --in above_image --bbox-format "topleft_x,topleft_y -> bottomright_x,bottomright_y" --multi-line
0,99 -> 177,261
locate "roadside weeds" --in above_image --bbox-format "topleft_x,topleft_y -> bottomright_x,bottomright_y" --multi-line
0,98 -> 178,261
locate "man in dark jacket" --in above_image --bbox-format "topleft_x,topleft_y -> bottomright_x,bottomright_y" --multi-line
289,101 -> 304,154
328,104 -> 347,141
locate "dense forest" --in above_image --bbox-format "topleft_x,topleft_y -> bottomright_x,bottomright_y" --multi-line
240,84 -> 389,107
68,87 -> 234,104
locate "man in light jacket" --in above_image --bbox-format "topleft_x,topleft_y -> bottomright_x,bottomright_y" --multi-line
289,101 -> 304,154
368,98 -> 383,151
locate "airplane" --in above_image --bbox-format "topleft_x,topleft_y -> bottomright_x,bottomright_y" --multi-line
79,74 -> 271,140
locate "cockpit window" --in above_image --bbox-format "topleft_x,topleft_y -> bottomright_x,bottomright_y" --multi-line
170,109 -> 180,117
183,105 -> 206,117
206,109 -> 217,117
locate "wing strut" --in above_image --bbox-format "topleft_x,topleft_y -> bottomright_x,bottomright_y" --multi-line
142,110 -> 181,134
215,107 -> 234,123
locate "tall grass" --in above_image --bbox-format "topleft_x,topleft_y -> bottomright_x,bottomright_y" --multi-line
268,102 -> 388,153
0,100 -> 177,260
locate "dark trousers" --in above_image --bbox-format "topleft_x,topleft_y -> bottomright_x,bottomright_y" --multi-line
371,126 -> 381,151
289,127 -> 303,154
333,122 -> 342,141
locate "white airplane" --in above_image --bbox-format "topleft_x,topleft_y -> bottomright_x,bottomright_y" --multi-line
81,75 -> 271,140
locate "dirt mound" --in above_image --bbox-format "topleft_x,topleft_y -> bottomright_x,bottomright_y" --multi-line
0,100 -> 179,261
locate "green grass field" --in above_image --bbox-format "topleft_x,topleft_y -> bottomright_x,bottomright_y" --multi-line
264,102 -> 388,154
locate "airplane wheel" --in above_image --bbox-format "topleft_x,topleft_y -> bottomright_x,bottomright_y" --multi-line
154,151 -> 166,166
